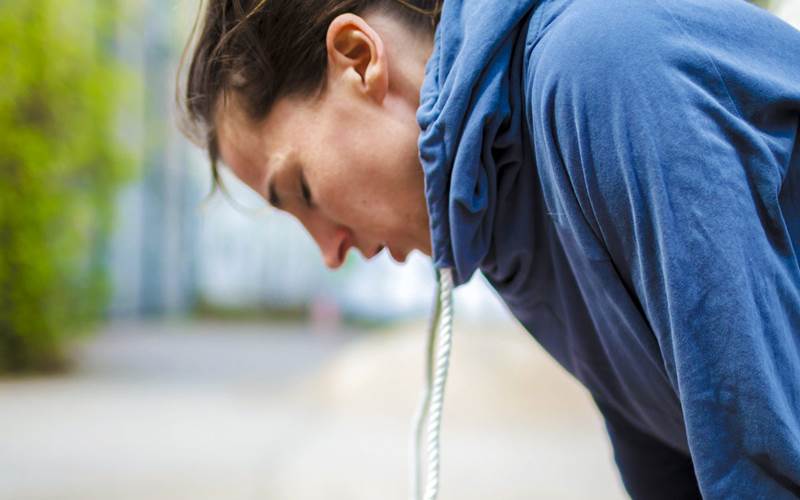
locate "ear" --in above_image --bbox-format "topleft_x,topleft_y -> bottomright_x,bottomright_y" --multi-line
325,14 -> 388,104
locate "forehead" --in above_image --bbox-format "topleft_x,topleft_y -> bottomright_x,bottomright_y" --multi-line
215,97 -> 272,188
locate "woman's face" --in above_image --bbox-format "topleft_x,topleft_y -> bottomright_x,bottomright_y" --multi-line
215,12 -> 433,269
216,92 -> 431,269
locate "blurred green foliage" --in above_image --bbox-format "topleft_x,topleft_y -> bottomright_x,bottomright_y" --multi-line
0,1 -> 131,372
750,0 -> 775,9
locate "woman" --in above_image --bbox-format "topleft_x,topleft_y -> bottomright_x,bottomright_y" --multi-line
180,0 -> 800,498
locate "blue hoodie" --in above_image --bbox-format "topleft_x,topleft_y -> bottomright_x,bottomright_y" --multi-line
417,0 -> 800,497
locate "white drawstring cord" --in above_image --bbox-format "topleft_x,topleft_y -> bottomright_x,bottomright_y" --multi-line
410,268 -> 454,500
410,272 -> 441,500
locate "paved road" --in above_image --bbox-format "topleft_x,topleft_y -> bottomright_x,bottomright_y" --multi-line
0,319 -> 627,500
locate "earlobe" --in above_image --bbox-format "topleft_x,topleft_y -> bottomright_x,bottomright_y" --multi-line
326,14 -> 388,104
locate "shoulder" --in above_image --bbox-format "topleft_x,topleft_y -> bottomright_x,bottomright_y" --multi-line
519,0 -> 759,143
527,0 -> 688,93
525,0 -> 779,98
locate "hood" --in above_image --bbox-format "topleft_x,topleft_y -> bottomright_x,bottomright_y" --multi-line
417,0 -> 541,285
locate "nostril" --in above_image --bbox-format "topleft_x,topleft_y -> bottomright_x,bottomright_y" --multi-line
321,227 -> 353,269
336,239 -> 346,266
335,234 -> 353,268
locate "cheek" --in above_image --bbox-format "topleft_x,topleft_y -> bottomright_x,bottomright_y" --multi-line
313,149 -> 376,207
310,114 -> 420,227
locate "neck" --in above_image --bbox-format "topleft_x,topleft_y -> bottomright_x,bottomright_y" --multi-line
364,12 -> 434,109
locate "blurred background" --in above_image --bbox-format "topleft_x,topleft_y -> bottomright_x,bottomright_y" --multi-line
0,1 -> 796,499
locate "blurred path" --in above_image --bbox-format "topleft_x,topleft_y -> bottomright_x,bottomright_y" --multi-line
0,319 -> 626,500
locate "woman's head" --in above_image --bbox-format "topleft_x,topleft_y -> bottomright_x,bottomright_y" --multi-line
180,0 -> 440,267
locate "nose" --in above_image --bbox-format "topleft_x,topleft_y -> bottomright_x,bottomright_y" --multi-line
316,225 -> 353,270
296,211 -> 354,270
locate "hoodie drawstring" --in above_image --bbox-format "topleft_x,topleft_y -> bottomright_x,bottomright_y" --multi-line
411,267 -> 454,500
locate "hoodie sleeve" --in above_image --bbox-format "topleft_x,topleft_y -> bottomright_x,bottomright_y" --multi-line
528,0 -> 800,498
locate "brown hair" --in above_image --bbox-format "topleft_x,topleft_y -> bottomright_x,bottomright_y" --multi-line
178,0 -> 441,193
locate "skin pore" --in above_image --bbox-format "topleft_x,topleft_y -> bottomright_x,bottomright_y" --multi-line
215,11 -> 434,269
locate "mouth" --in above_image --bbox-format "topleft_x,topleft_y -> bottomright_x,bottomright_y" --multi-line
364,243 -> 406,263
362,244 -> 384,260
367,244 -> 384,259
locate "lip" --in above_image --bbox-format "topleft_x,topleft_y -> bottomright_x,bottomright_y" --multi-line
364,244 -> 384,259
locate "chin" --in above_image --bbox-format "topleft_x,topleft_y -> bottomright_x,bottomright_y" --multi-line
389,246 -> 408,263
